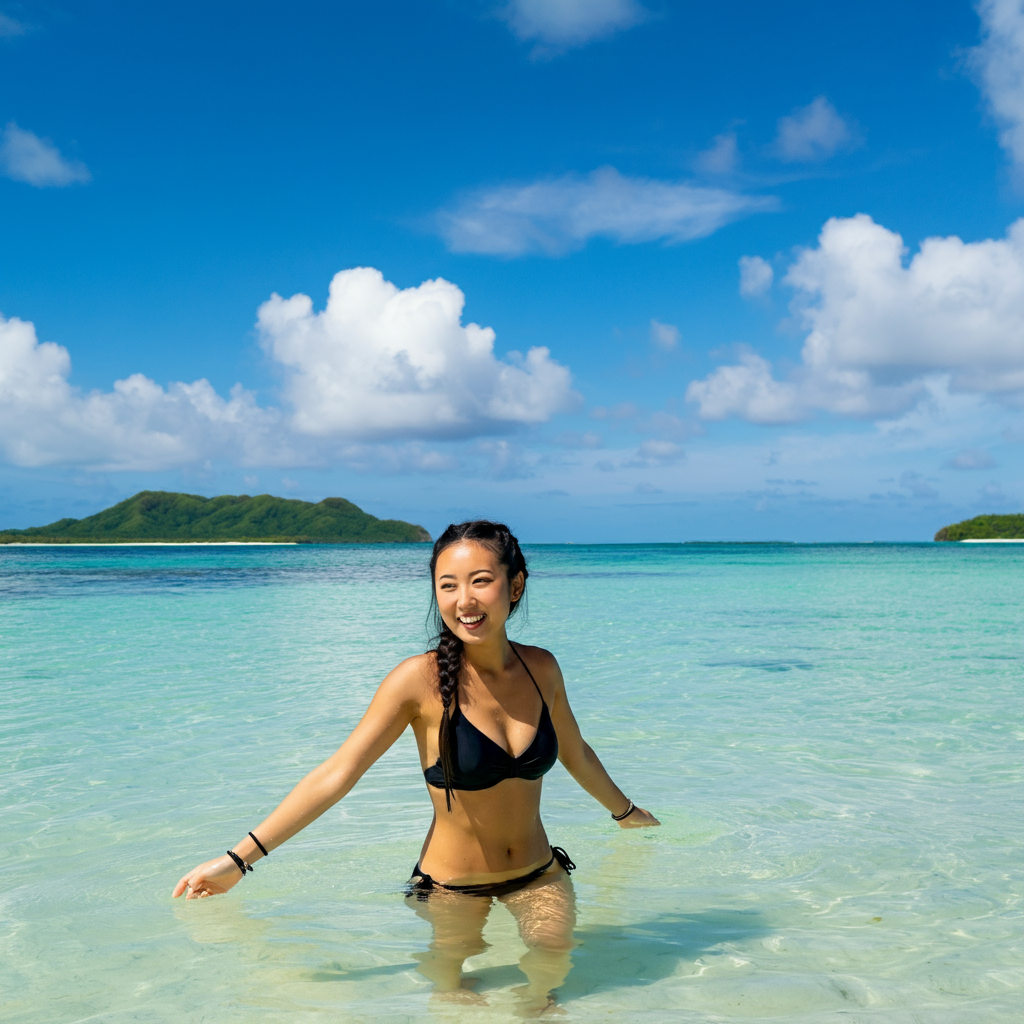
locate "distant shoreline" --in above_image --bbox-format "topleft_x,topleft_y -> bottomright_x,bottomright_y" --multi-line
959,538 -> 1024,543
2,541 -> 299,547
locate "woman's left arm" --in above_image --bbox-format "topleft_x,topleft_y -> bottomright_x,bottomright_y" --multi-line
538,649 -> 660,829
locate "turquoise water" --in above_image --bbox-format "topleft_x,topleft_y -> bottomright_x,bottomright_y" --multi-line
1,543 -> 1022,1023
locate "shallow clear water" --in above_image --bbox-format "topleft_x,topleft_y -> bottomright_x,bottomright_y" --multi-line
1,543 -> 1021,1023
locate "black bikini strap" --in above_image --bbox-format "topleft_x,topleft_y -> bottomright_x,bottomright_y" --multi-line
511,644 -> 545,704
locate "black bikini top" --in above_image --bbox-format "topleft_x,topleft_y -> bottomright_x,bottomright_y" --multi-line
424,645 -> 558,792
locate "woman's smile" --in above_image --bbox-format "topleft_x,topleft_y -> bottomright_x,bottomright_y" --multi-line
458,613 -> 486,630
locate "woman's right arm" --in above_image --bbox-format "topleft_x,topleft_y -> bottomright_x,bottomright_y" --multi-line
172,658 -> 425,899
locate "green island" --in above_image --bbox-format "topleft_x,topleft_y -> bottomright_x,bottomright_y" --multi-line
934,513 -> 1024,541
0,491 -> 431,544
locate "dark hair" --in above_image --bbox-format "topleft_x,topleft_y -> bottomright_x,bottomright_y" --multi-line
428,520 -> 528,811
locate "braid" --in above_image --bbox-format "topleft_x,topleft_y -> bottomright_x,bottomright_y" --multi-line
434,625 -> 463,812
427,519 -> 528,811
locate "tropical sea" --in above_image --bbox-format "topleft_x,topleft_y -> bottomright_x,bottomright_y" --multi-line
1,542 -> 1021,1024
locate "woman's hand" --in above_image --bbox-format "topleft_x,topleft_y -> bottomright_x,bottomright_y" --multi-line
172,855 -> 243,899
618,805 -> 660,828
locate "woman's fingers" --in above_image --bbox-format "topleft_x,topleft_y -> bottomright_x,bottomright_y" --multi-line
172,856 -> 239,899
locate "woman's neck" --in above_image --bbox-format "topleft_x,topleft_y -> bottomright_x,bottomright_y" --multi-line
462,632 -> 514,680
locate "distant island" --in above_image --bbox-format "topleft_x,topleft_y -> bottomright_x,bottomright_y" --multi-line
0,491 -> 431,544
934,513 -> 1024,541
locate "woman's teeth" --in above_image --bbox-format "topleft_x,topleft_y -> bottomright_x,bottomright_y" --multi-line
459,615 -> 484,624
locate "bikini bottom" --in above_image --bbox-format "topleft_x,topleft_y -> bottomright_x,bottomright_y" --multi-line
407,846 -> 575,900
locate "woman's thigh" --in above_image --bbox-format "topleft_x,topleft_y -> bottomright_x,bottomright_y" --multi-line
405,889 -> 493,951
499,872 -> 577,951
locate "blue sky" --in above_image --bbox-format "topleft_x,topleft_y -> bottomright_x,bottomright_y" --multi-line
1,0 -> 1022,541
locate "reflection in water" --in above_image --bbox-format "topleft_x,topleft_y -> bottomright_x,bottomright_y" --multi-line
405,872 -> 577,1016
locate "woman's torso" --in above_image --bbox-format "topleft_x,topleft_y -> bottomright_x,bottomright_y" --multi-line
410,643 -> 558,883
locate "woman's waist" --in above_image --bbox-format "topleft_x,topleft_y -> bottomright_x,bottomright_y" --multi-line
419,825 -> 552,884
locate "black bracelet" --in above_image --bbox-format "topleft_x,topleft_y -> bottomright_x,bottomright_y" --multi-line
611,800 -> 636,821
226,849 -> 252,876
248,832 -> 269,857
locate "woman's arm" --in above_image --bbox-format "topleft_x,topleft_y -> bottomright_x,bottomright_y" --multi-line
173,657 -> 426,898
536,648 -> 659,829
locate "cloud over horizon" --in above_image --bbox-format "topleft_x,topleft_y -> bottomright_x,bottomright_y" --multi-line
0,269 -> 577,470
437,166 -> 777,256
687,214 -> 1024,423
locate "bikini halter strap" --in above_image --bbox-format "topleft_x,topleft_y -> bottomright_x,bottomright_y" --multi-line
511,644 -> 545,704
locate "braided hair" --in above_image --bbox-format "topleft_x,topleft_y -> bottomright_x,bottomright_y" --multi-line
428,520 -> 528,811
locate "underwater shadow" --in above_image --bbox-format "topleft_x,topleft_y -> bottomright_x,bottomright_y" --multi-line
306,907 -> 771,1001
559,908 -> 770,999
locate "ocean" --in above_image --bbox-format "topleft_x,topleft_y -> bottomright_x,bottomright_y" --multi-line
1,542 -> 1021,1023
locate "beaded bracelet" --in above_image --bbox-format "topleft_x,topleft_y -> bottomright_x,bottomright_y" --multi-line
226,849 -> 253,876
611,799 -> 636,821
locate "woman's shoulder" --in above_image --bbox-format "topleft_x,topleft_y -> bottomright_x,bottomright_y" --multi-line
376,652 -> 437,704
511,642 -> 563,690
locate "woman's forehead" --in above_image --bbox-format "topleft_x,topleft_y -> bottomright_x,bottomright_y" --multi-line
434,540 -> 501,575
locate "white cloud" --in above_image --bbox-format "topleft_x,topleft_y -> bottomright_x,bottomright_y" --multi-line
437,166 -> 777,256
971,0 -> 1024,171
739,255 -> 773,297
0,13 -> 27,37
687,214 -> 1024,423
687,350 -> 802,425
0,314 -> 279,470
501,0 -> 648,53
694,131 -> 738,175
258,267 -> 576,439
0,122 -> 91,187
772,96 -> 860,162
650,319 -> 680,350
0,268 -> 577,470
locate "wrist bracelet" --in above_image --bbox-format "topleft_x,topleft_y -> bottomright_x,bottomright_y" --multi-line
248,832 -> 269,857
611,799 -> 636,821
226,849 -> 252,876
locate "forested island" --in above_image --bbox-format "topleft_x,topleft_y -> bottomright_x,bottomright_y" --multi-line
934,513 -> 1024,541
0,491 -> 431,544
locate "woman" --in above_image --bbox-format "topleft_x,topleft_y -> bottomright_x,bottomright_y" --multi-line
173,520 -> 658,1010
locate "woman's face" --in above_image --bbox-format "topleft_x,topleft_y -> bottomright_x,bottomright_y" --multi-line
434,540 -> 524,645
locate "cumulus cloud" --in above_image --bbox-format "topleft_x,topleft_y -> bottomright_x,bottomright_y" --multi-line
772,96 -> 860,162
0,123 -> 91,187
650,319 -> 680,350
258,268 -> 576,439
437,167 -> 777,256
739,255 -> 773,297
0,268 -> 577,470
0,315 -> 279,469
971,0 -> 1024,171
501,0 -> 648,54
687,214 -> 1024,423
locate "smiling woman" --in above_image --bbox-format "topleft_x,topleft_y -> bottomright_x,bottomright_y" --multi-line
172,519 -> 658,1012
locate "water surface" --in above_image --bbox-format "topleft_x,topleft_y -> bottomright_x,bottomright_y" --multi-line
2,543 -> 1021,1022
